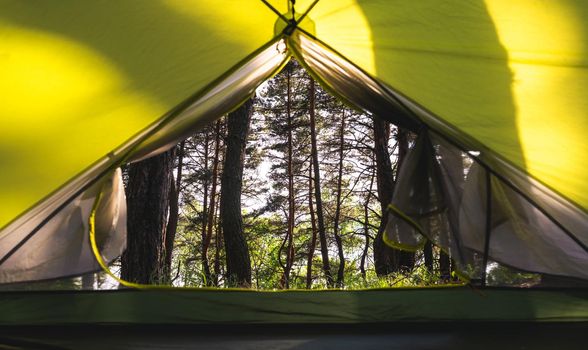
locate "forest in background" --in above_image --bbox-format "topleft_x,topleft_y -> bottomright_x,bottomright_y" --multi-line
112,59 -> 541,290
15,60 -> 543,291
118,59 -> 454,289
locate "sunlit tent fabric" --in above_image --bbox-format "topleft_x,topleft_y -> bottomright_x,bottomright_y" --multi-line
0,0 -> 587,283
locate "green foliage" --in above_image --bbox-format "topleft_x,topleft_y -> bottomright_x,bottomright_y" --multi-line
486,263 -> 541,287
162,59 -> 471,290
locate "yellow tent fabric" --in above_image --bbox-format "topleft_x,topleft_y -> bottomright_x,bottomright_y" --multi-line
0,0 -> 586,282
0,0 -> 278,228
309,0 -> 588,211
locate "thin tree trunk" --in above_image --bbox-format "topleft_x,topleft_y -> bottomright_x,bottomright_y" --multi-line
220,98 -> 253,287
203,121 -> 221,286
372,116 -> 397,276
424,242 -> 434,273
164,141 -> 185,276
309,78 -> 333,287
214,133 -> 226,287
439,252 -> 451,281
281,68 -> 295,289
213,198 -> 222,286
200,131 -> 210,283
306,164 -> 318,289
122,149 -> 175,284
360,166 -> 376,280
333,112 -> 346,287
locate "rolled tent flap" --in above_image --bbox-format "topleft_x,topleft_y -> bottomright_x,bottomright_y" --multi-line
0,169 -> 126,284
383,132 -> 481,278
384,132 -> 588,280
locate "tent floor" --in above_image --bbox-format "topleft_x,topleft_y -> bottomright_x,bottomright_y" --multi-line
1,287 -> 586,349
0,322 -> 586,349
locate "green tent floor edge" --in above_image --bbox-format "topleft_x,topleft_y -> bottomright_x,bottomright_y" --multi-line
0,287 -> 586,325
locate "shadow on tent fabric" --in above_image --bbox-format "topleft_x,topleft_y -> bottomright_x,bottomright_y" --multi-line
360,0 -> 588,214
0,1 -> 272,233
357,0 -> 521,169
352,0 -> 536,314
358,0 -> 588,281
0,1 -> 253,109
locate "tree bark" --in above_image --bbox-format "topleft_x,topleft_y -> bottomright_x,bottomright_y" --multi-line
220,98 -> 253,287
164,141 -> 185,276
439,251 -> 451,280
309,78 -> 334,287
360,166 -> 376,280
372,117 -> 414,276
203,121 -> 221,285
280,67 -> 295,289
200,131 -> 210,284
122,148 -> 175,284
306,163 -> 318,289
213,197 -> 222,286
424,241 -> 434,273
333,112 -> 346,287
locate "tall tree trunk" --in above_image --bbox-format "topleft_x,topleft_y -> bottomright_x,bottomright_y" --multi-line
372,116 -> 397,276
424,242 -> 434,273
220,98 -> 253,287
214,132 -> 225,287
333,112 -> 346,287
213,206 -> 222,286
281,68 -> 295,289
309,78 -> 334,287
164,141 -> 185,276
439,251 -> 451,280
122,149 -> 175,284
200,131 -> 210,283
306,163 -> 318,289
361,166 -> 376,280
372,117 -> 414,276
203,121 -> 222,285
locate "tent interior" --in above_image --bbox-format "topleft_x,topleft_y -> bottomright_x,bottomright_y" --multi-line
0,0 -> 587,348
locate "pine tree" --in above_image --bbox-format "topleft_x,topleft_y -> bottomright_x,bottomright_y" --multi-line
122,148 -> 175,284
221,98 -> 254,287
